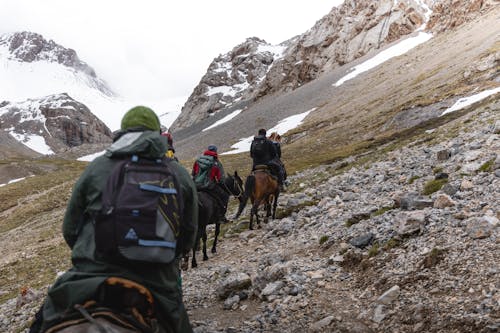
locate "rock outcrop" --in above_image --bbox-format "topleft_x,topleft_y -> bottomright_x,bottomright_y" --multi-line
171,37 -> 286,129
171,0 -> 432,131
0,93 -> 112,154
427,0 -> 498,33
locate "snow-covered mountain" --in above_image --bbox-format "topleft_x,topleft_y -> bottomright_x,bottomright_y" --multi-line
0,31 -> 118,155
0,93 -> 112,156
170,0 -> 497,132
0,32 -> 115,102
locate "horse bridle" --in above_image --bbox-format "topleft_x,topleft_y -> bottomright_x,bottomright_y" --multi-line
222,176 -> 244,199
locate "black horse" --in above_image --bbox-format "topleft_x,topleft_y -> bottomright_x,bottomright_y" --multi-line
184,171 -> 244,269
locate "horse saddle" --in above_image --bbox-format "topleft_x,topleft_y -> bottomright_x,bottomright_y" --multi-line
44,277 -> 159,333
254,165 -> 277,180
254,164 -> 269,171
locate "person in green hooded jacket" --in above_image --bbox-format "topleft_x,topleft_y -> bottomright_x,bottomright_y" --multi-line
30,106 -> 198,333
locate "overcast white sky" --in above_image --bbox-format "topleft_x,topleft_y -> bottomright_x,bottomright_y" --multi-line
1,0 -> 343,107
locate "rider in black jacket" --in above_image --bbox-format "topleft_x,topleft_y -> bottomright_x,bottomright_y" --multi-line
250,128 -> 284,187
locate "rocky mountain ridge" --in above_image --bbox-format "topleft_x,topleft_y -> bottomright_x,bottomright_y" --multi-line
171,0 -> 497,132
0,31 -> 114,97
0,93 -> 112,157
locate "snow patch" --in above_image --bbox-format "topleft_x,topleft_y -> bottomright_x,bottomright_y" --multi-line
334,32 -> 432,87
77,150 -> 106,162
9,131 -> 54,155
222,108 -> 316,155
203,109 -> 243,132
441,87 -> 500,116
0,177 -> 26,187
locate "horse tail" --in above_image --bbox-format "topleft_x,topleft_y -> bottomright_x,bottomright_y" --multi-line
245,174 -> 255,197
235,175 -> 254,219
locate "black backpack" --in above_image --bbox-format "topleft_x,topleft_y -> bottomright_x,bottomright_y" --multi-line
95,155 -> 183,264
251,138 -> 267,159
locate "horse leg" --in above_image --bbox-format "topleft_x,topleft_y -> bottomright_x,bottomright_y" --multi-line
212,223 -> 220,254
181,254 -> 189,271
202,227 -> 209,261
272,193 -> 279,220
253,200 -> 261,228
191,238 -> 198,268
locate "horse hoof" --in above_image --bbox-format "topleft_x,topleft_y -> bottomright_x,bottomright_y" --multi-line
211,248 -> 217,254
192,263 -> 197,268
203,256 -> 209,261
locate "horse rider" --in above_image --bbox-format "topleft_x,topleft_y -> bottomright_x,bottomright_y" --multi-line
192,145 -> 230,224
268,132 -> 287,188
250,128 -> 284,189
30,106 -> 198,333
161,131 -> 178,160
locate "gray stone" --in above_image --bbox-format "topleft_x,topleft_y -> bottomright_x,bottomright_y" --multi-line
397,211 -> 427,236
377,285 -> 400,304
442,183 -> 459,196
310,315 -> 335,332
372,304 -> 386,323
216,272 -> 252,299
466,217 -> 493,239
261,281 -> 285,297
349,233 -> 374,248
223,294 -> 240,310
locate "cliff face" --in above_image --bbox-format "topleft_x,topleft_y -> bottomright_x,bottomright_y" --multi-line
171,0 -> 498,132
170,37 -> 286,130
0,93 -> 112,155
171,0 -> 432,131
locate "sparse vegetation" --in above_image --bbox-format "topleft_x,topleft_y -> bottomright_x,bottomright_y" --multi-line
478,158 -> 495,172
432,166 -> 444,174
408,175 -> 421,184
383,238 -> 402,250
368,243 -> 380,257
319,235 -> 329,245
420,247 -> 446,269
373,206 -> 394,216
422,178 -> 448,195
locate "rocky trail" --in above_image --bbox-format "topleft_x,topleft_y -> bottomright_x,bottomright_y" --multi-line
2,104 -> 499,333
182,106 -> 499,332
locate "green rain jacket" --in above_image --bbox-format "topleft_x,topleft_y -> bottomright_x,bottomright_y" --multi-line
40,131 -> 198,333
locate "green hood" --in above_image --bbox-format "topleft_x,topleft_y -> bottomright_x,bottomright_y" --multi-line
106,131 -> 167,159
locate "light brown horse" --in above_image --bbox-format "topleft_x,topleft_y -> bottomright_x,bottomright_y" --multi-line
235,166 -> 280,230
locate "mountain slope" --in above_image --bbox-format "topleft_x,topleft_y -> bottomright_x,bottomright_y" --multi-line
171,1 -> 498,166
171,0 -> 433,131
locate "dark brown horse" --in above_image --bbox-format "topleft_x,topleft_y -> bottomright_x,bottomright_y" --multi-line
183,172 -> 244,269
235,166 -> 280,230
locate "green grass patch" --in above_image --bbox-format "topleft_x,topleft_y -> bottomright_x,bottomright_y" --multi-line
373,206 -> 394,217
368,242 -> 380,257
382,238 -> 402,250
478,158 -> 495,172
408,175 -> 421,184
432,166 -> 444,174
319,235 -> 329,245
422,178 -> 448,195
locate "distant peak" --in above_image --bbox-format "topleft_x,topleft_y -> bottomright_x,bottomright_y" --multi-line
0,31 -> 96,77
